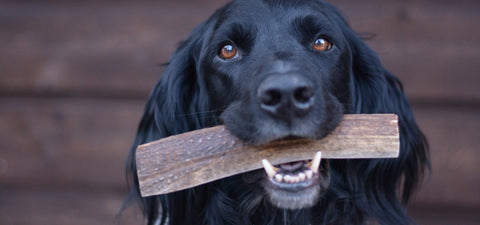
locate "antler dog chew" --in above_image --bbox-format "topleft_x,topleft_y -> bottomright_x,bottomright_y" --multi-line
136,114 -> 399,197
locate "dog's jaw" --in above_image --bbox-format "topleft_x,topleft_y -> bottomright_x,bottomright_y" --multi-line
260,152 -> 331,209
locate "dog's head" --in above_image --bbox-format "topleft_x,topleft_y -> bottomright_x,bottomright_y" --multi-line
126,0 -> 428,224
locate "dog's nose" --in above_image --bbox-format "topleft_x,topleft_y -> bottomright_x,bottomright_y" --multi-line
257,74 -> 314,118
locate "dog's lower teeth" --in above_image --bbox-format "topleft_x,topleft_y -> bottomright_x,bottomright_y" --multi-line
283,175 -> 292,183
275,174 -> 283,182
262,159 -> 278,178
309,151 -> 322,174
290,176 -> 298,183
270,170 -> 313,184
262,151 -> 322,184
305,170 -> 313,179
298,172 -> 306,181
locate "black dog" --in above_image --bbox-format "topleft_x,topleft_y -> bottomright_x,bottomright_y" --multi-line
126,0 -> 429,224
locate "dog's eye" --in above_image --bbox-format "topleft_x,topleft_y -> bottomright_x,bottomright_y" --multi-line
312,38 -> 332,51
219,44 -> 238,60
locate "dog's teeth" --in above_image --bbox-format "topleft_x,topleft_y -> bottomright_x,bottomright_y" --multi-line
275,174 -> 283,182
262,159 -> 277,178
292,176 -> 300,183
309,151 -> 322,174
305,170 -> 313,179
298,172 -> 306,181
283,175 -> 292,183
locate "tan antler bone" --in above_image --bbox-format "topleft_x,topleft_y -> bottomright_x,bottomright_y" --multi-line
136,114 -> 399,197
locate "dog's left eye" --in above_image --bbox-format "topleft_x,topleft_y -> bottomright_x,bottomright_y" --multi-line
219,44 -> 238,60
312,38 -> 332,51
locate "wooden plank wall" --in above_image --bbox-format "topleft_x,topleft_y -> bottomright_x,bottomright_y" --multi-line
1,0 -> 479,224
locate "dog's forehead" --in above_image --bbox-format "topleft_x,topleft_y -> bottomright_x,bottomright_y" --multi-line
211,0 -> 341,51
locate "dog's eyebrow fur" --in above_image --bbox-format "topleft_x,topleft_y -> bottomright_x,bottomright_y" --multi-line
213,22 -> 257,53
291,15 -> 334,45
229,23 -> 257,45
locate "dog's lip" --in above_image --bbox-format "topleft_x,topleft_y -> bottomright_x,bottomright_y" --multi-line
263,161 -> 331,193
262,152 -> 326,191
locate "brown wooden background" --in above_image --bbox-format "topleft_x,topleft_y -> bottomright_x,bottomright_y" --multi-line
1,0 -> 479,224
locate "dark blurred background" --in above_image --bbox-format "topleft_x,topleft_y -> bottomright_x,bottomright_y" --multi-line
0,0 -> 479,224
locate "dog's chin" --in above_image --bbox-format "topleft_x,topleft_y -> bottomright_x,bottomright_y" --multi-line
245,159 -> 331,210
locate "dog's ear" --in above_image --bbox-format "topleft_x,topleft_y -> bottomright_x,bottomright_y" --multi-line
123,17 -> 218,224
344,20 -> 429,225
344,21 -> 429,205
324,3 -> 429,223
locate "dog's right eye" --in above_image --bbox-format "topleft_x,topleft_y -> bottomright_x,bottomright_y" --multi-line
219,44 -> 238,60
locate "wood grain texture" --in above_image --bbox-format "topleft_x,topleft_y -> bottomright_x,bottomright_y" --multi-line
0,189 -> 141,225
136,114 -> 399,197
2,99 -> 479,206
0,97 -> 143,190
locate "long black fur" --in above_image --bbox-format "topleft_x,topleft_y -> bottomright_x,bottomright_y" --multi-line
125,0 -> 429,224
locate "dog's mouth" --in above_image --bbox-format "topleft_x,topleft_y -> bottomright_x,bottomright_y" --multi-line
262,151 -> 323,186
260,151 -> 331,209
